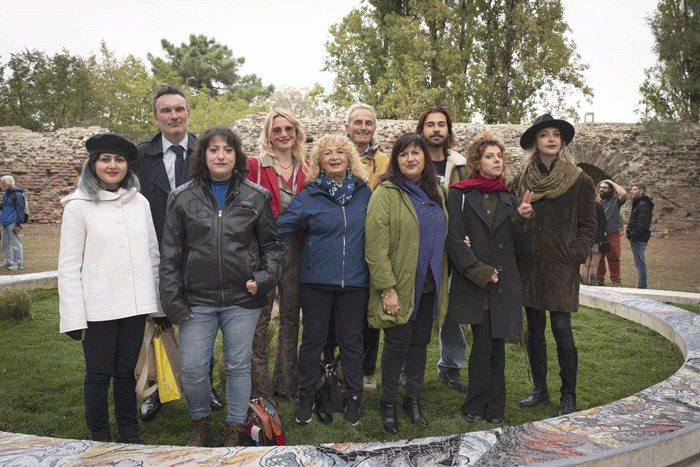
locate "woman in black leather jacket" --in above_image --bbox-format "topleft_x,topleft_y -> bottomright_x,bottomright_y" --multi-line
159,126 -> 283,447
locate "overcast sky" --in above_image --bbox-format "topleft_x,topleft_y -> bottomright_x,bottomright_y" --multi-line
1,0 -> 659,123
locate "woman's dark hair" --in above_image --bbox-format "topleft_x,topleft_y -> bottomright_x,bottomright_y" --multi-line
189,126 -> 249,182
378,132 -> 441,203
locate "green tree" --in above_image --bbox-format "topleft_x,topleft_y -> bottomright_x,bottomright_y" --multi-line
149,34 -> 274,102
639,0 -> 700,122
323,0 -> 591,123
0,49 -> 96,131
264,84 -> 331,116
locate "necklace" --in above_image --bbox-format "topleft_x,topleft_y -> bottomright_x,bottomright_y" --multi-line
276,159 -> 293,170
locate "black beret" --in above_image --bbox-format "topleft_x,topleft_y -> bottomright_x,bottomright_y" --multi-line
519,114 -> 575,149
85,133 -> 138,162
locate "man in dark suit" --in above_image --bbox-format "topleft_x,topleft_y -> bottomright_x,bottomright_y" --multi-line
134,85 -> 223,420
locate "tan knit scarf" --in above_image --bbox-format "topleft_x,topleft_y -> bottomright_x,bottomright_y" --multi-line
517,157 -> 582,202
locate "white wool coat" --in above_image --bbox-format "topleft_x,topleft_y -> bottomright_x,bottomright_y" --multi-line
58,187 -> 163,333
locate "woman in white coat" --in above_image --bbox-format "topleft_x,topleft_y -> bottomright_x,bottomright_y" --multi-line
58,133 -> 163,444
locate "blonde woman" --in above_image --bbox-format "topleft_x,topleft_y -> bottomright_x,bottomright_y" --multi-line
512,114 -> 596,416
276,134 -> 371,427
247,109 -> 308,404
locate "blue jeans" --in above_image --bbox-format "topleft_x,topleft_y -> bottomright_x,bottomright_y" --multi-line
179,305 -> 261,424
437,318 -> 467,372
630,241 -> 648,288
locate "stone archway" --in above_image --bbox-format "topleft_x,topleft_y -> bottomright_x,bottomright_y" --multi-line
568,141 -> 625,186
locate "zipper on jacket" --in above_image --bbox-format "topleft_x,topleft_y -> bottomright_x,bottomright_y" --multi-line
341,205 -> 347,288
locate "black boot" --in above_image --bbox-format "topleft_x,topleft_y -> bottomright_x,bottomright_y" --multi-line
140,390 -> 161,421
559,393 -> 577,415
403,397 -> 428,428
558,347 -> 578,415
519,340 -> 550,409
379,398 -> 398,433
116,424 -> 144,444
91,428 -> 111,442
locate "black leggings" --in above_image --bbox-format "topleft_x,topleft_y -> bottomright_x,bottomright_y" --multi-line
525,307 -> 575,349
82,314 -> 147,432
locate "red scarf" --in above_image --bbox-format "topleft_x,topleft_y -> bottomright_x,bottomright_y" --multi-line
451,174 -> 510,193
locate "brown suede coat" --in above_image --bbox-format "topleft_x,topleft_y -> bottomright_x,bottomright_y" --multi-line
514,172 -> 597,313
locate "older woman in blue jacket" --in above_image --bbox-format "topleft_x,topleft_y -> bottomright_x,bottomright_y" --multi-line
276,134 -> 371,427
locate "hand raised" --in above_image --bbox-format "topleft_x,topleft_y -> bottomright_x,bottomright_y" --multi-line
517,190 -> 534,218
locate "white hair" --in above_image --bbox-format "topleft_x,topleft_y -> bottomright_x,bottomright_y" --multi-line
345,103 -> 377,126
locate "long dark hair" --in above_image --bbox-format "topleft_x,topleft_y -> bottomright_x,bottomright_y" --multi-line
189,126 -> 249,182
378,133 -> 441,203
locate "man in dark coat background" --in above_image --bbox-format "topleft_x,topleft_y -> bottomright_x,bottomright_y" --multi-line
626,183 -> 654,289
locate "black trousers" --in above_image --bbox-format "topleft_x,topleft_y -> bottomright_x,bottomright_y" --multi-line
381,292 -> 434,402
461,310 -> 506,419
298,285 -> 367,397
82,314 -> 147,432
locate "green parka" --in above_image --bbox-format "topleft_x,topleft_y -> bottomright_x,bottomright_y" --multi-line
364,181 -> 449,329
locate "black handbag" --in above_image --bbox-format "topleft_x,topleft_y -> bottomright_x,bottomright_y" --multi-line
599,240 -> 611,254
314,355 -> 344,424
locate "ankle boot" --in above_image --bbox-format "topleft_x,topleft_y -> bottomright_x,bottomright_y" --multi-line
223,422 -> 249,447
116,424 -> 144,444
403,397 -> 428,428
91,428 -> 112,442
187,417 -> 212,447
379,398 -> 398,433
559,393 -> 577,415
519,340 -> 550,409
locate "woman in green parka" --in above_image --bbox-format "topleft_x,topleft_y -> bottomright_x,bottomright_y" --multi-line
365,133 -> 449,434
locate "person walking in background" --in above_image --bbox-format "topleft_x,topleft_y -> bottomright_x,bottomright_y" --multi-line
581,193 -> 608,285
276,134 -> 371,427
159,126 -> 282,447
365,133 -> 449,433
627,183 -> 654,289
512,114 -> 596,416
0,175 -> 26,271
594,179 -> 627,287
416,106 -> 470,394
446,133 -> 534,425
133,85 -> 223,421
58,133 -> 163,444
247,109 -> 308,404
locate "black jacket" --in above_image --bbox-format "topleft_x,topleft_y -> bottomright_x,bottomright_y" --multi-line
134,133 -> 198,244
594,202 -> 607,244
159,177 -> 283,324
626,195 -> 654,242
445,188 -> 533,338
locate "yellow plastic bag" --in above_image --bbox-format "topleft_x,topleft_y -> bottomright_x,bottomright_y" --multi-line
154,324 -> 182,403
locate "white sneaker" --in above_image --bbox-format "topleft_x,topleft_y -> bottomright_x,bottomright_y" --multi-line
7,263 -> 23,271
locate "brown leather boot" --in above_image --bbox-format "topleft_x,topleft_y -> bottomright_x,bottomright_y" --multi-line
186,417 -> 212,447
223,422 -> 249,447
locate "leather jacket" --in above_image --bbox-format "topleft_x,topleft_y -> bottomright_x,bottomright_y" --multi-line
159,177 -> 283,324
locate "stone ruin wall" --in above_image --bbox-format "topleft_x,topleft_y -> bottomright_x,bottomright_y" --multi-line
1,115 -> 699,236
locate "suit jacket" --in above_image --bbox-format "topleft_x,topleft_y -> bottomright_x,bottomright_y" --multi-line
134,132 -> 198,244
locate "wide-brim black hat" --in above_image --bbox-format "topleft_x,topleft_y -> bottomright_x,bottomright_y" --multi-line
85,132 -> 138,162
519,114 -> 575,149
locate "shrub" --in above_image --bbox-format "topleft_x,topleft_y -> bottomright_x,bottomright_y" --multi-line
0,287 -> 33,319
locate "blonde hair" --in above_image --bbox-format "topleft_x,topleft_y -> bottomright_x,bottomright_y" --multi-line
306,135 -> 367,184
465,132 -> 510,183
258,108 -> 307,165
